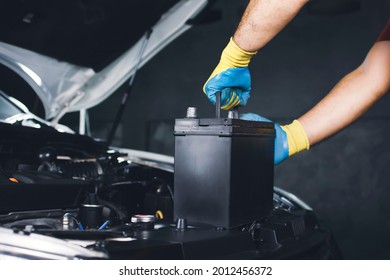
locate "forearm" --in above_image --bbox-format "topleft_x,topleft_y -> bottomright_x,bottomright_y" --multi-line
298,41 -> 390,146
233,0 -> 309,52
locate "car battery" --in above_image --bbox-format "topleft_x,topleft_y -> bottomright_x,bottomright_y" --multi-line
174,102 -> 275,228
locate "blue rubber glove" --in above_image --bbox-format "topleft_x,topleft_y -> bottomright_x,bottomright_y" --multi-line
203,38 -> 257,110
240,113 -> 289,165
205,68 -> 251,108
241,113 -> 310,164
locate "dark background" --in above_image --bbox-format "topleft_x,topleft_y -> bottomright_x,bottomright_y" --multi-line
2,0 -> 390,259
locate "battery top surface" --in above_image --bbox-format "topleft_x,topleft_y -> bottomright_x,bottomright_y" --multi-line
174,118 -> 275,137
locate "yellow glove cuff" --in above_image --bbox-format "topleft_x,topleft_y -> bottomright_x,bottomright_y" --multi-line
220,37 -> 257,68
281,120 -> 310,156
204,38 -> 257,93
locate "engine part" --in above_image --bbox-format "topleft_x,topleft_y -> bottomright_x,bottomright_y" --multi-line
58,159 -> 103,178
0,227 -> 108,260
131,214 -> 156,230
0,171 -> 94,215
79,204 -> 103,229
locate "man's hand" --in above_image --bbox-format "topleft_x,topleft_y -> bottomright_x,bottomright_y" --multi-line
240,113 -> 310,164
203,0 -> 309,110
203,38 -> 257,110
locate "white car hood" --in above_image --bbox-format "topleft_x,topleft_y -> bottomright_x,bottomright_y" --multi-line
0,0 -> 208,121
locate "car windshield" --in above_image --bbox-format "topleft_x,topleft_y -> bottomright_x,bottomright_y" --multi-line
0,92 -> 23,120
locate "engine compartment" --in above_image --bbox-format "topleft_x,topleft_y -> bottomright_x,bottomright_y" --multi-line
0,122 -> 340,259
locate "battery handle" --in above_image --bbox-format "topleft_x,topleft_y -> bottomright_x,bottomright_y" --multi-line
215,91 -> 239,119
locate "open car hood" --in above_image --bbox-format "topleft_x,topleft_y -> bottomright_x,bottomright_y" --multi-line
0,0 -> 209,121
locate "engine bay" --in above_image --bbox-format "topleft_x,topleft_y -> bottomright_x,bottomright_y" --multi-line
0,121 -> 340,260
